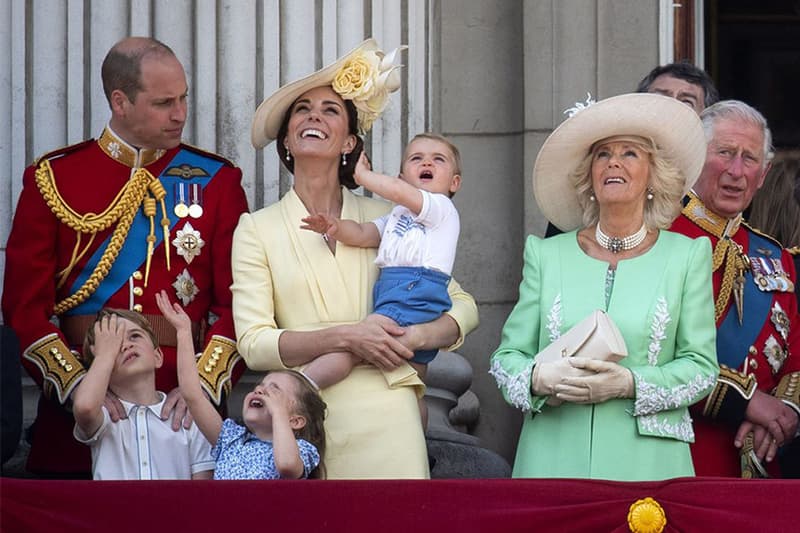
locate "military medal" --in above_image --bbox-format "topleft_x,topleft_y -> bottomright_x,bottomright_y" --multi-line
763,335 -> 787,374
771,302 -> 790,342
188,183 -> 204,218
174,183 -> 189,218
750,256 -> 794,292
173,268 -> 199,306
172,222 -> 205,264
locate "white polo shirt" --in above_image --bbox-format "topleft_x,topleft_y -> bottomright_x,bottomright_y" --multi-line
74,391 -> 215,480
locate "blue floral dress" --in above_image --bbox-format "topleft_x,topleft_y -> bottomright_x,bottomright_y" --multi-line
211,419 -> 320,479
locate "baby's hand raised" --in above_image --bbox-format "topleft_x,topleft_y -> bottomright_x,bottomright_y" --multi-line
91,314 -> 124,361
155,290 -> 191,332
300,214 -> 338,238
354,151 -> 372,186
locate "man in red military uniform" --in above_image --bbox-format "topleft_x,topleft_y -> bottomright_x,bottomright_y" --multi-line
671,100 -> 799,477
2,37 -> 248,477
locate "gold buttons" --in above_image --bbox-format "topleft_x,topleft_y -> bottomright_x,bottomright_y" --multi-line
133,304 -> 143,313
133,271 -> 143,280
133,287 -> 144,296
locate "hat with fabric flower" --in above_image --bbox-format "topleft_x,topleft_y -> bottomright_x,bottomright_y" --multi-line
532,92 -> 707,231
251,38 -> 406,148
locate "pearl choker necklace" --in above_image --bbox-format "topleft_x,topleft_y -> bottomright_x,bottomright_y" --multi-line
595,223 -> 647,254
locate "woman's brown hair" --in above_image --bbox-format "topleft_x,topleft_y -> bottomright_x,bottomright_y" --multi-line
276,93 -> 363,190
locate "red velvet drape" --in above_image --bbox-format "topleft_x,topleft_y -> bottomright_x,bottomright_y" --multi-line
1,477 -> 797,532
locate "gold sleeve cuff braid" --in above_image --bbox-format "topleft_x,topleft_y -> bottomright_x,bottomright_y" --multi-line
23,334 -> 86,404
774,372 -> 800,414
703,365 -> 757,425
196,335 -> 241,406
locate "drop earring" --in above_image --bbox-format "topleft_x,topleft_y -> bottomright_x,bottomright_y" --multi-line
285,146 -> 292,162
646,188 -> 654,200
589,193 -> 596,202
342,153 -> 347,166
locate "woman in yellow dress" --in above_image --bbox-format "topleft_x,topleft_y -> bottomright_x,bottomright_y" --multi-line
233,39 -> 478,478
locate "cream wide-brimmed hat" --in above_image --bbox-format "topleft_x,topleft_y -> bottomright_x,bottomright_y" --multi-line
532,92 -> 707,232
251,38 -> 405,149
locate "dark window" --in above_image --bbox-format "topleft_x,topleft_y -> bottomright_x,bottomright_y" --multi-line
706,0 -> 800,148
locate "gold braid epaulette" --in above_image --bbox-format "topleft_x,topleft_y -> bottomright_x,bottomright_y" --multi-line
35,159 -> 155,315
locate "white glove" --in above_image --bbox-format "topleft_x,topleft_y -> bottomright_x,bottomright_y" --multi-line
531,358 -> 593,397
554,358 -> 634,404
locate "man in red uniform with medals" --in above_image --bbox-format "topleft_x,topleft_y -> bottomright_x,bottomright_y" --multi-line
2,37 -> 248,477
671,100 -> 799,477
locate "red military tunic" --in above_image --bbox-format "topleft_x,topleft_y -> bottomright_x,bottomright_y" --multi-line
671,192 -> 800,477
2,127 -> 249,475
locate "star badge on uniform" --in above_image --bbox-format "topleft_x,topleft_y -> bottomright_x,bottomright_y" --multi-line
173,268 -> 199,306
172,222 -> 205,264
770,302 -> 790,342
764,335 -> 787,374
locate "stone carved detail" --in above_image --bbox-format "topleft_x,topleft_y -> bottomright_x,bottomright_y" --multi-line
424,351 -> 511,478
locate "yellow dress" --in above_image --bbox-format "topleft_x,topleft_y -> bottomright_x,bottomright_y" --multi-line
231,187 -> 478,478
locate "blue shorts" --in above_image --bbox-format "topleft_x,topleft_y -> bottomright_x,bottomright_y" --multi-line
372,266 -> 452,365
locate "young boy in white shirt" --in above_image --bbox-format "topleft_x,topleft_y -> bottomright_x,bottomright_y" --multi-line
72,309 -> 214,479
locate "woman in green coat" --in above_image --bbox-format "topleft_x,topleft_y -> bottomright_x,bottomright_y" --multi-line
491,93 -> 719,480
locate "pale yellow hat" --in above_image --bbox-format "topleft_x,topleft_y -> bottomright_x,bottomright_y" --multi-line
533,92 -> 706,231
251,38 -> 405,149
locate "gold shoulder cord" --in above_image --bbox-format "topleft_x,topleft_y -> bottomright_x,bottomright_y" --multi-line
682,194 -> 747,323
713,239 -> 749,323
35,159 -> 155,315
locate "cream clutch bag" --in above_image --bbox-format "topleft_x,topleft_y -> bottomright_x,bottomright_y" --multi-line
535,309 -> 628,364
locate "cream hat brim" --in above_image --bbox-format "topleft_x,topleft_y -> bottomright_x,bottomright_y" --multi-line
532,92 -> 707,232
251,39 -> 380,149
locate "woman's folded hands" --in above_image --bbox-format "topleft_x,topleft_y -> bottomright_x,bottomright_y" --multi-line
553,358 -> 634,404
531,358 -> 592,396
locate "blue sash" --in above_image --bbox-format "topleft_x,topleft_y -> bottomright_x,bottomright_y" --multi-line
66,149 -> 223,315
716,231 -> 779,368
